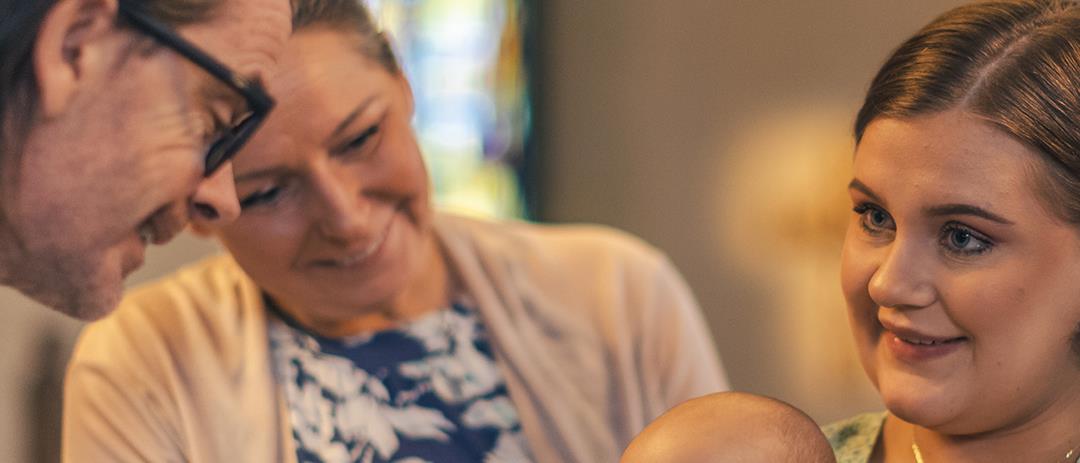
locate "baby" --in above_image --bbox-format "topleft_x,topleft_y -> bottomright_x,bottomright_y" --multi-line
621,392 -> 836,463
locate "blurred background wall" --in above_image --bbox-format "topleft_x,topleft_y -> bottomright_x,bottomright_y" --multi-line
0,1 -> 967,461
534,0 -> 968,425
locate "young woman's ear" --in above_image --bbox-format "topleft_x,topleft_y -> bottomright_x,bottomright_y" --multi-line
34,0 -> 120,117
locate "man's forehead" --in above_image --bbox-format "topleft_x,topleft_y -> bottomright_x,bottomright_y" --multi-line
177,0 -> 291,81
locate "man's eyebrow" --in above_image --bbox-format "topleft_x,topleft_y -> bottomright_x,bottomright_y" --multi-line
848,178 -> 883,203
329,96 -> 377,141
925,204 -> 1014,225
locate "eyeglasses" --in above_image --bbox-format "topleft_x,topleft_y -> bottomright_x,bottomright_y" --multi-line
116,0 -> 275,176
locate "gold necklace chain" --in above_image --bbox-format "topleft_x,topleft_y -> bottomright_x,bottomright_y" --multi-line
911,440 -> 925,463
911,428 -> 1080,463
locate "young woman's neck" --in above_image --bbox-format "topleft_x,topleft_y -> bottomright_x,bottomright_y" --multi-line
880,392 -> 1080,463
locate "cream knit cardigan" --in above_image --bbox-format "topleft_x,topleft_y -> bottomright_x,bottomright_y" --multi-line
63,214 -> 727,462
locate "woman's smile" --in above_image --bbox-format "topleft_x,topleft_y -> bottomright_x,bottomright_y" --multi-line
306,213 -> 396,271
878,316 -> 968,363
884,330 -> 968,363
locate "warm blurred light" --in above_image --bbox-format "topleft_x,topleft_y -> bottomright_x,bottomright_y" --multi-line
712,105 -> 881,421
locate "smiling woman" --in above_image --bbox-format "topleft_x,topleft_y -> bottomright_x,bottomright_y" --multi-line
60,0 -> 727,462
824,1 -> 1080,462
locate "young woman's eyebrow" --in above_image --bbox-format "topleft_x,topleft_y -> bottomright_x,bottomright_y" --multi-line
924,204 -> 1014,225
848,178 -> 883,203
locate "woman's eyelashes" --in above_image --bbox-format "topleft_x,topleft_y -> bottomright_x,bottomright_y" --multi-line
853,203 -> 895,236
336,124 -> 380,156
239,185 -> 283,210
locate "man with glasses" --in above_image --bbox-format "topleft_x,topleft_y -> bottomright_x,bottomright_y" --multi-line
0,0 -> 291,320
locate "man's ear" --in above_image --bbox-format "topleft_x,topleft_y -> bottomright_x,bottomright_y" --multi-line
34,0 -> 120,118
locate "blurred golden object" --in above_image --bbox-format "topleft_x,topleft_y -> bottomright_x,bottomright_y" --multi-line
713,105 -> 878,421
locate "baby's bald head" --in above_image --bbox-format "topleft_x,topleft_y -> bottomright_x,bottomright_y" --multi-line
621,392 -> 835,463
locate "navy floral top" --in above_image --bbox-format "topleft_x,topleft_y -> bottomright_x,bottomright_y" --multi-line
267,299 -> 533,463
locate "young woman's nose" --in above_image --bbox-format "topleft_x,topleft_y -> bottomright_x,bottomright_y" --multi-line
867,240 -> 937,310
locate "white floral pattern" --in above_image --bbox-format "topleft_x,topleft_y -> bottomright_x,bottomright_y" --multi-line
269,302 -> 533,463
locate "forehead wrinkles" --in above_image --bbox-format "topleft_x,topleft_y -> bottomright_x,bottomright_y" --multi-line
270,65 -> 347,137
179,0 -> 291,79
241,69 -> 356,167
273,48 -> 384,132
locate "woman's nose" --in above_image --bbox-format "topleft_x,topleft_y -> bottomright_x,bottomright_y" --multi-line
190,163 -> 241,224
867,240 -> 937,310
312,169 -> 372,243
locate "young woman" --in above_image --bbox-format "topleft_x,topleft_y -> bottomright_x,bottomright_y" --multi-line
61,1 -> 727,462
826,1 -> 1080,462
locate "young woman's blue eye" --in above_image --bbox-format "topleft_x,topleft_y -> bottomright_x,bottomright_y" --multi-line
853,203 -> 895,235
940,223 -> 993,256
239,186 -> 281,210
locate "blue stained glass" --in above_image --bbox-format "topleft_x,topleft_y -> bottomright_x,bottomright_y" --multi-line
367,0 -> 530,219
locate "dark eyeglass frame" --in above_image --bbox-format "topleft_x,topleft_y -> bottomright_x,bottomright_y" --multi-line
116,0 -> 275,176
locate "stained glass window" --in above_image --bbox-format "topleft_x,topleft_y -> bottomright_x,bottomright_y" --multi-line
368,0 -> 531,219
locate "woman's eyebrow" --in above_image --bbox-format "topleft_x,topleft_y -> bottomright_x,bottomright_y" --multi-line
234,166 -> 288,183
924,204 -> 1014,224
328,95 -> 377,141
848,178 -> 883,203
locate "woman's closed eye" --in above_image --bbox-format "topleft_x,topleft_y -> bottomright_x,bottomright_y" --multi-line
853,203 -> 895,236
239,185 -> 283,209
336,125 -> 380,157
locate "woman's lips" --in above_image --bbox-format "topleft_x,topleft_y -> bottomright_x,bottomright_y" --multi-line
893,335 -> 966,346
879,318 -> 968,362
309,218 -> 393,269
885,330 -> 968,362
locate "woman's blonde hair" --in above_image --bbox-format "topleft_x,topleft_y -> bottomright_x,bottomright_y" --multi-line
291,0 -> 401,75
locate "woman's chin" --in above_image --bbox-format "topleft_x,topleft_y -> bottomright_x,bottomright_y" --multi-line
880,388 -> 978,435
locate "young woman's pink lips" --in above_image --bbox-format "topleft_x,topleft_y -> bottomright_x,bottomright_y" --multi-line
879,319 -> 968,363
